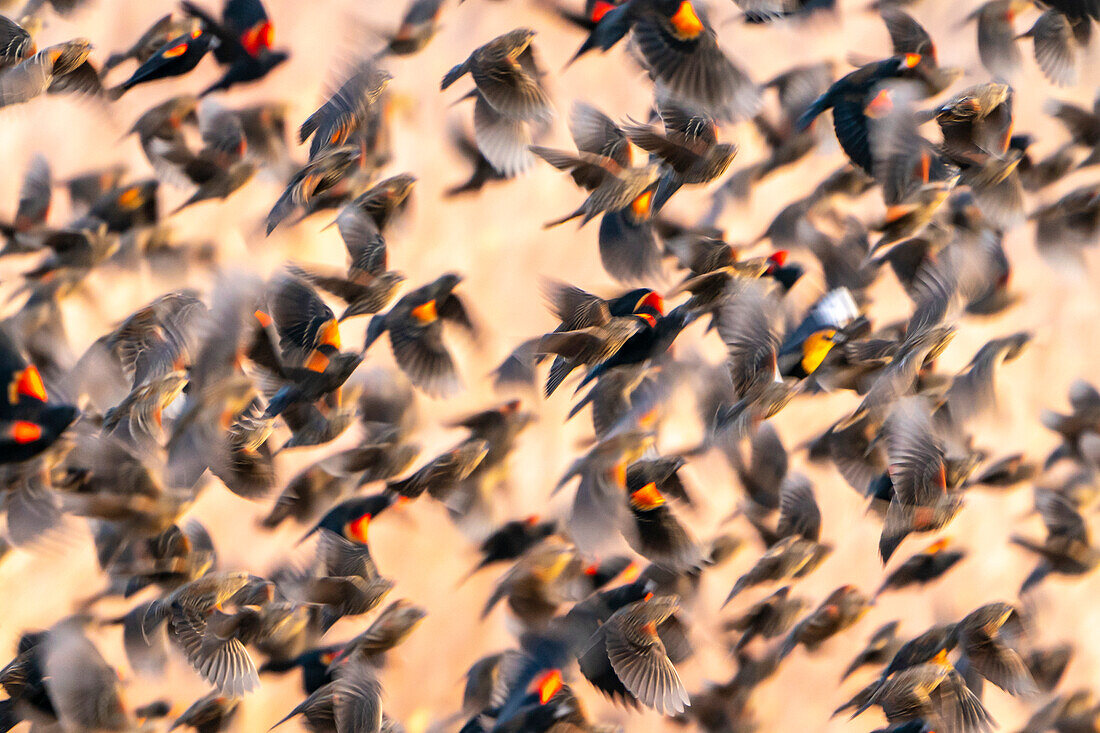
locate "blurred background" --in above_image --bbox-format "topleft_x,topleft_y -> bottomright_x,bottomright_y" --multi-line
0,0 -> 1099,730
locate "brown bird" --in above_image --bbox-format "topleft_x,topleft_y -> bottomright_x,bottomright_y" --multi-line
623,100 -> 738,185
843,621 -> 903,681
969,453 -> 1036,489
1031,182 -> 1100,263
723,532 -> 833,604
778,585 -> 869,659
287,208 -> 405,321
1,617 -> 133,732
934,84 -> 1021,230
141,571 -> 266,696
329,599 -> 427,666
877,397 -> 966,563
300,59 -> 391,161
441,28 -> 552,177
1049,96 -> 1100,167
272,658 -> 386,732
481,538 -> 588,627
0,15 -> 40,70
1020,6 -> 1091,87
0,38 -> 97,109
714,283 -> 800,435
169,102 -> 257,213
531,144 -> 659,228
970,0 -> 1028,80
954,601 -> 1036,696
1013,489 -> 1100,592
724,585 -> 806,651
378,0 -> 445,56
297,494 -> 398,633
386,438 -> 489,501
852,653 -> 995,733
0,153 -> 52,255
578,593 -> 691,714
266,145 -> 362,234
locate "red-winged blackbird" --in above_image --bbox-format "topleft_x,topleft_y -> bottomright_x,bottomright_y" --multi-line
571,0 -> 761,120
797,54 -> 927,174
0,330 -> 77,463
181,0 -> 288,95
364,273 -> 475,397
109,28 -> 214,98
103,13 -> 197,72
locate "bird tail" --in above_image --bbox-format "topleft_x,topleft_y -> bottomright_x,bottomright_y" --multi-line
544,357 -> 573,397
777,626 -> 800,661
1018,560 -> 1052,594
543,206 -> 584,228
140,599 -> 167,643
440,60 -> 470,90
565,4 -> 632,67
722,576 -> 748,607
795,92 -> 831,132
101,53 -> 127,72
363,315 -> 387,351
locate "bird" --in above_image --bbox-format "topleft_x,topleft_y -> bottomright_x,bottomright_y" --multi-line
363,272 -> 475,396
266,145 -> 362,234
876,538 -> 966,597
299,58 -> 392,161
797,54 -> 927,174
577,593 -> 691,714
0,329 -> 77,464
778,585 -> 870,660
570,0 -> 761,120
109,27 -> 214,97
441,28 -> 553,177
1013,489 -> 1100,592
140,572 -> 268,696
180,0 -> 288,95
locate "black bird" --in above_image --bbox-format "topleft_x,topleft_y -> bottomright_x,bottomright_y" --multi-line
109,28 -> 215,97
797,54 -> 926,173
181,0 -> 289,95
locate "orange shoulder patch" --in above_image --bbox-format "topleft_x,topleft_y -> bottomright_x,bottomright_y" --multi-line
161,42 -> 190,59
670,0 -> 704,38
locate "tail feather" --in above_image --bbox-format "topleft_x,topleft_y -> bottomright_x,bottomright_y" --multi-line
543,205 -> 585,228
795,92 -> 832,132
777,626 -> 800,661
544,356 -> 573,397
441,60 -> 470,90
1019,560 -> 1052,594
363,315 -> 388,351
101,53 -> 127,71
139,599 -> 167,643
566,5 -> 632,66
